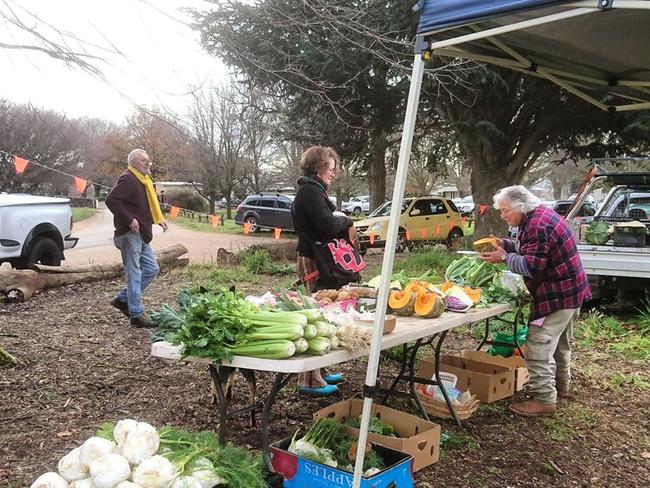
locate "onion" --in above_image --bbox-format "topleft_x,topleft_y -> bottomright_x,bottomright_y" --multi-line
58,447 -> 88,482
79,437 -> 116,468
30,472 -> 70,488
89,453 -> 131,488
132,455 -> 178,488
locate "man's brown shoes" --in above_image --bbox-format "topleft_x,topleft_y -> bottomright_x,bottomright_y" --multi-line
509,400 -> 556,417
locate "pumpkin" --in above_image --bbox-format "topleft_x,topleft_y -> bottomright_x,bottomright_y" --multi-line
439,281 -> 454,293
414,290 -> 445,318
404,281 -> 430,295
462,287 -> 481,303
388,290 -> 416,316
473,237 -> 497,253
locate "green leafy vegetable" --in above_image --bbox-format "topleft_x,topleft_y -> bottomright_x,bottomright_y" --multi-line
584,221 -> 610,245
346,415 -> 397,437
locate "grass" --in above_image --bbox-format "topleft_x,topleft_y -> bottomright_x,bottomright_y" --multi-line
443,431 -> 479,450
542,404 -> 594,443
170,213 -> 296,239
71,207 -> 98,222
575,310 -> 650,361
607,372 -> 650,391
239,249 -> 294,276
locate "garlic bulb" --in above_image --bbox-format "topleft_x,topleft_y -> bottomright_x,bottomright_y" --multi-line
89,453 -> 131,488
113,419 -> 139,446
69,480 -> 96,488
115,482 -> 143,488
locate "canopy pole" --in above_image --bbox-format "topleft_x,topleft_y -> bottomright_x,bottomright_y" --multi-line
351,53 -> 425,488
427,8 -> 596,49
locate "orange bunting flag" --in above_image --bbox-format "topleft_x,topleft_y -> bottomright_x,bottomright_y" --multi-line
274,228 -> 282,240
419,228 -> 426,239
435,224 -> 441,236
369,234 -> 376,245
169,206 -> 180,220
210,215 -> 220,228
74,177 -> 87,194
243,222 -> 252,235
461,216 -> 468,225
405,230 -> 412,241
449,220 -> 454,230
479,205 -> 489,216
14,156 -> 28,174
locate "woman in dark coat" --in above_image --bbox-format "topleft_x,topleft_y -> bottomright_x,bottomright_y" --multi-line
292,146 -> 355,395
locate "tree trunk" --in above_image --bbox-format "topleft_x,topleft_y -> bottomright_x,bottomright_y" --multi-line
470,158 -> 512,239
1,244 -> 188,302
368,135 -> 387,212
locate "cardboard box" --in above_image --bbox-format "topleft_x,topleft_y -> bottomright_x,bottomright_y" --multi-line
314,399 -> 440,472
418,354 -> 515,403
269,437 -> 414,488
459,350 -> 529,392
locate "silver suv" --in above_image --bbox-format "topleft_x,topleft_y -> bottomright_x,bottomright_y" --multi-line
234,194 -> 295,233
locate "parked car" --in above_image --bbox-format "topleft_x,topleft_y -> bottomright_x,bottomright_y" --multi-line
0,193 -> 78,268
455,195 -> 475,216
234,194 -> 295,232
342,195 -> 371,215
552,200 -> 597,217
354,195 -> 464,251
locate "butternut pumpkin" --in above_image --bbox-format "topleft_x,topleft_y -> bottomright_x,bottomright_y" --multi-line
388,290 -> 416,316
473,237 -> 497,253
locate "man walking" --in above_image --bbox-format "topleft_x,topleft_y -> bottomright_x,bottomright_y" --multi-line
106,148 -> 169,327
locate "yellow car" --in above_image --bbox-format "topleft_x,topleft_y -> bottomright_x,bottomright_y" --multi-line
354,196 -> 464,251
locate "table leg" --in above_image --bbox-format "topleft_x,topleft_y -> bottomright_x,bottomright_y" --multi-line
379,343 -> 409,405
433,330 -> 461,427
208,365 -> 229,445
406,338 -> 430,421
262,372 -> 293,469
475,317 -> 491,351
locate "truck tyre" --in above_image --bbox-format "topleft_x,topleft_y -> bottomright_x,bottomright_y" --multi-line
25,237 -> 62,267
353,206 -> 362,216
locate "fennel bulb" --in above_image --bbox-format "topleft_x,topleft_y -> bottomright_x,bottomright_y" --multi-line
118,422 -> 160,466
58,447 -> 88,482
187,457 -> 226,488
69,480 -> 96,488
132,455 -> 178,488
113,419 -> 138,445
115,482 -> 143,488
79,437 -> 116,468
170,477 -> 202,488
30,472 -> 70,488
89,453 -> 131,488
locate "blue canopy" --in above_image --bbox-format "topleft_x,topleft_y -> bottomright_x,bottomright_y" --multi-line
417,0 -> 570,35
414,0 -> 650,111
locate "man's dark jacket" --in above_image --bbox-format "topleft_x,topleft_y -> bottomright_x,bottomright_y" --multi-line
105,170 -> 154,243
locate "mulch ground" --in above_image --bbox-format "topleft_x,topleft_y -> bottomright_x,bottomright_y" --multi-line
2,262 -> 649,487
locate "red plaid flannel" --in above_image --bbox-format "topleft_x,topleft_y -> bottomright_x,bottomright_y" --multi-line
514,206 -> 591,321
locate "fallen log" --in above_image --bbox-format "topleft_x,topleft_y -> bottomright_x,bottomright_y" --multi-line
1,244 -> 188,303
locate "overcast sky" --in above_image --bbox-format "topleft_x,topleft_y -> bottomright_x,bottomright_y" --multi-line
0,0 -> 228,122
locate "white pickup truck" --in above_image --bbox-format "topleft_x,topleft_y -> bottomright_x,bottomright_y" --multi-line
567,170 -> 650,300
0,194 -> 78,269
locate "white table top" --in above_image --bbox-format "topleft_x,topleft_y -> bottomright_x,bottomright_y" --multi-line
150,303 -> 512,374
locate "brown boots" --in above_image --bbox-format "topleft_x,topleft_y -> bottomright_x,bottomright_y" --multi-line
556,379 -> 571,398
509,400 -> 557,417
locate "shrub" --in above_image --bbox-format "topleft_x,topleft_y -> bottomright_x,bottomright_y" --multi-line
166,189 -> 209,212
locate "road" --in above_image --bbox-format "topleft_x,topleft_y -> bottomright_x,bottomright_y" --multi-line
64,207 -> 282,266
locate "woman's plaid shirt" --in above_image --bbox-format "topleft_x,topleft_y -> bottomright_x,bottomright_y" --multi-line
505,205 -> 591,321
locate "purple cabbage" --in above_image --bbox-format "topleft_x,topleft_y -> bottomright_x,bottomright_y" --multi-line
445,296 -> 471,312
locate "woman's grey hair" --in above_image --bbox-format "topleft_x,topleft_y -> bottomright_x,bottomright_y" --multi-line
127,148 -> 147,165
493,185 -> 541,214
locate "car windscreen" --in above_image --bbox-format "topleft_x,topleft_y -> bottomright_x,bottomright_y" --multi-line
600,187 -> 650,220
369,199 -> 411,217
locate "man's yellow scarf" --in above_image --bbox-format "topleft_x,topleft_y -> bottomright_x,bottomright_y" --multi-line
128,166 -> 165,224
